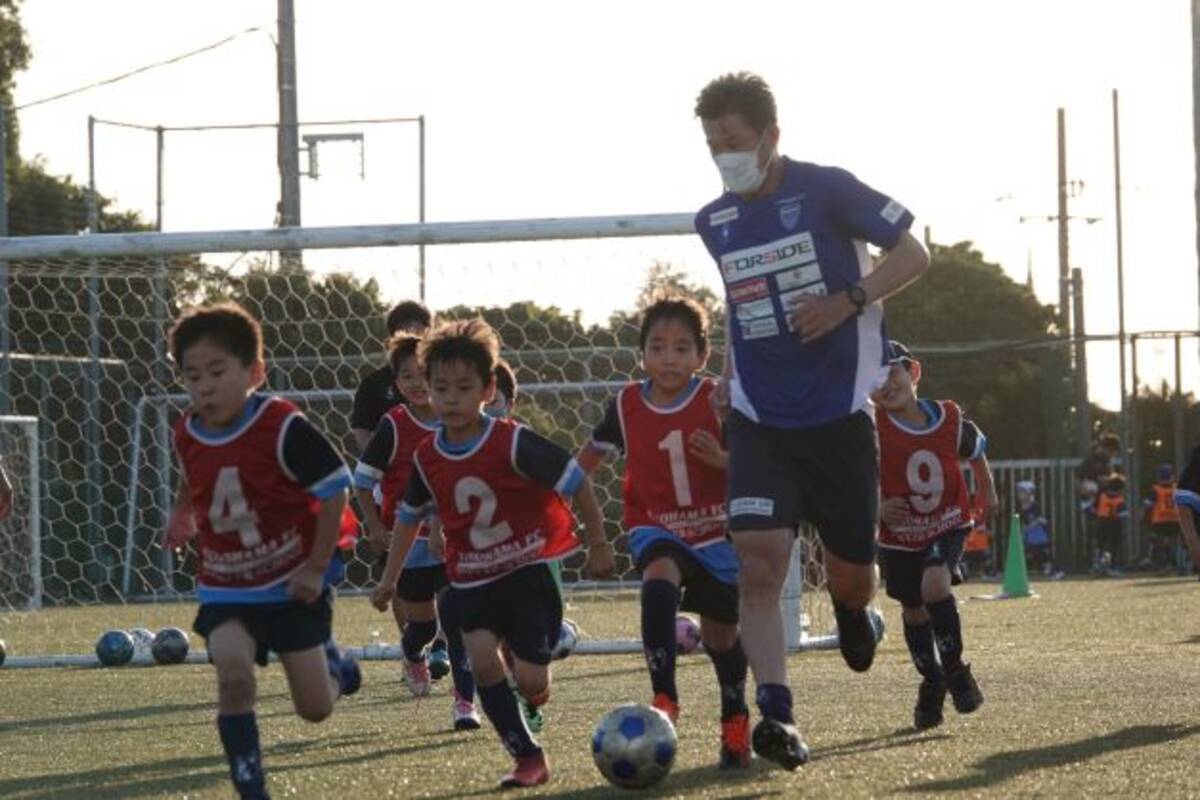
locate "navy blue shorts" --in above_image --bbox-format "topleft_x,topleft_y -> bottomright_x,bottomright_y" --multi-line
193,588 -> 333,667
880,529 -> 968,609
636,537 -> 739,624
396,564 -> 449,603
453,564 -> 562,666
727,409 -> 878,564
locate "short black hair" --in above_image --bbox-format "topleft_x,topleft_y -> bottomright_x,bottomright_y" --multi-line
1104,472 -> 1127,492
169,302 -> 263,367
639,295 -> 709,353
1098,433 -> 1120,451
695,71 -> 777,133
494,359 -> 518,405
387,332 -> 422,375
386,300 -> 433,335
419,318 -> 499,386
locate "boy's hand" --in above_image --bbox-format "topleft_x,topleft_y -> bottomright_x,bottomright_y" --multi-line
711,377 -> 731,419
586,540 -> 615,578
428,524 -> 445,559
366,520 -> 390,555
371,581 -> 396,612
688,429 -> 727,470
880,497 -> 910,528
977,494 -> 998,524
288,564 -> 325,605
163,503 -> 198,550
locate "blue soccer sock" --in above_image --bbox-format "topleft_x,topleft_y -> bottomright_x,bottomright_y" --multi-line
402,619 -> 438,663
478,679 -> 540,758
755,683 -> 795,725
927,596 -> 964,671
706,637 -> 749,720
902,619 -> 944,682
641,580 -> 680,701
437,590 -> 475,702
217,712 -> 268,800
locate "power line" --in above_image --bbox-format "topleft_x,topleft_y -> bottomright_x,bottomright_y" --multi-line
15,27 -> 271,111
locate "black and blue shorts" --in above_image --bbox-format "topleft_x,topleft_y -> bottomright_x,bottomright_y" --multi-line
880,528 -> 968,609
193,589 -> 334,667
453,563 -> 562,666
727,409 -> 878,565
396,564 -> 449,603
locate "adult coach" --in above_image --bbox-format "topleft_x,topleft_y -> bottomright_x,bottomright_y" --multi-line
693,72 -> 929,769
350,301 -> 433,453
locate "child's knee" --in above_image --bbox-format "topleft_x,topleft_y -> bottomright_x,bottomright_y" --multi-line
699,619 -> 738,651
514,663 -> 549,703
294,694 -> 334,723
217,664 -> 256,707
642,557 -> 682,583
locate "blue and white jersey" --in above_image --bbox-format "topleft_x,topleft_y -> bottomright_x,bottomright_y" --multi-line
1176,445 -> 1200,514
695,158 -> 914,429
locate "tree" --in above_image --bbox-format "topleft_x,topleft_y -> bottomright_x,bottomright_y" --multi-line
884,241 -> 1069,459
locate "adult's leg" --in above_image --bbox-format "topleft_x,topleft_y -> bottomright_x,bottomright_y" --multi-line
732,528 -> 793,689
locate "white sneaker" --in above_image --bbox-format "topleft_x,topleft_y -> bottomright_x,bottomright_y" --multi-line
452,691 -> 482,730
402,658 -> 431,697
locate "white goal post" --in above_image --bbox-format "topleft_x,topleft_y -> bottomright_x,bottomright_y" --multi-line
0,213 -> 840,662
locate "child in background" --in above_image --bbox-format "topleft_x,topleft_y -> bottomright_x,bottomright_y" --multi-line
1016,481 -> 1056,578
1143,463 -> 1182,574
1091,473 -> 1128,575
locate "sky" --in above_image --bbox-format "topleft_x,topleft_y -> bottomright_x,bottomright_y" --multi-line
9,0 -> 1199,408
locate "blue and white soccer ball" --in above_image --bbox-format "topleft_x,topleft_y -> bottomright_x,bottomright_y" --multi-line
592,703 -> 677,789
128,627 -> 155,657
95,629 -> 135,667
551,618 -> 580,661
151,627 -> 190,665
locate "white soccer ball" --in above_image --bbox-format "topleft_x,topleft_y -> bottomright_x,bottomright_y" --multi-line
675,615 -> 701,655
592,703 -> 677,789
551,618 -> 579,661
128,627 -> 155,656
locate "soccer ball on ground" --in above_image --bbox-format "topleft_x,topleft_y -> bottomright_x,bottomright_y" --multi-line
128,627 -> 155,657
95,630 -> 135,666
151,627 -> 190,665
552,618 -> 580,661
592,703 -> 677,789
675,615 -> 701,655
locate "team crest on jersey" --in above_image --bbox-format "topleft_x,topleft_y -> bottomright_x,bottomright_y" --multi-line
777,196 -> 803,231
719,223 -> 732,243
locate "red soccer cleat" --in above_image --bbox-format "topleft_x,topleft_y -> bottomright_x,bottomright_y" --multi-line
499,750 -> 550,788
651,692 -> 680,724
719,711 -> 752,769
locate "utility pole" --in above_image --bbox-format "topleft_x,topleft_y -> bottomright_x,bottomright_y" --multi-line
1057,108 -> 1071,336
277,0 -> 302,270
1194,0 -> 1200,335
1071,268 -> 1092,458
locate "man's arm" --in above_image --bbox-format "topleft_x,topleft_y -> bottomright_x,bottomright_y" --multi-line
789,231 -> 929,343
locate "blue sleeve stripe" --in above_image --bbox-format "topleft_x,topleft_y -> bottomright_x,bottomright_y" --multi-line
352,462 -> 383,490
398,502 -> 432,525
1175,489 -> 1200,513
555,460 -> 585,497
310,466 -> 352,500
971,432 -> 987,460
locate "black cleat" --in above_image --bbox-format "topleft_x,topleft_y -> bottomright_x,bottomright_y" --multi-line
946,663 -> 983,714
751,718 -> 810,771
836,608 -> 878,673
913,677 -> 946,730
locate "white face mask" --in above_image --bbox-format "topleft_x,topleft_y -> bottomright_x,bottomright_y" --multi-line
713,133 -> 770,194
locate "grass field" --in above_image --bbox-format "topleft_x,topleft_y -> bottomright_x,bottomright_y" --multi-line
2,576 -> 1200,799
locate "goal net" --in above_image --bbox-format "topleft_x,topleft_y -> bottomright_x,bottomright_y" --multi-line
0,216 -> 836,666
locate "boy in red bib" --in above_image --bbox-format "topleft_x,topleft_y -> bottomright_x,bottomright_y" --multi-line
873,341 -> 994,730
371,319 -> 613,788
164,303 -> 360,800
579,297 -> 750,768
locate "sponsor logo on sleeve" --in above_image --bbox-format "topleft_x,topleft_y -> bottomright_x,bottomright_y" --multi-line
730,497 -> 776,517
709,206 -> 739,226
881,199 -> 907,225
739,317 -> 780,340
719,232 -> 816,281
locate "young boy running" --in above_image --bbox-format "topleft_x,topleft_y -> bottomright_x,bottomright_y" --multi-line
578,296 -> 751,767
353,333 -> 477,726
872,341 -> 992,730
164,303 -> 360,800
371,319 -> 614,788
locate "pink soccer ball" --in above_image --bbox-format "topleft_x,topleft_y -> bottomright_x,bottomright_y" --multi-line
675,615 -> 701,655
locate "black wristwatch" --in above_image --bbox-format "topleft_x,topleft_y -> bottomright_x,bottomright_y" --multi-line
846,284 -> 868,316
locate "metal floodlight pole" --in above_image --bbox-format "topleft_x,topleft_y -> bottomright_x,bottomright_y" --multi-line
1112,88 -> 1134,540
0,104 -> 10,415
419,114 -> 426,302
